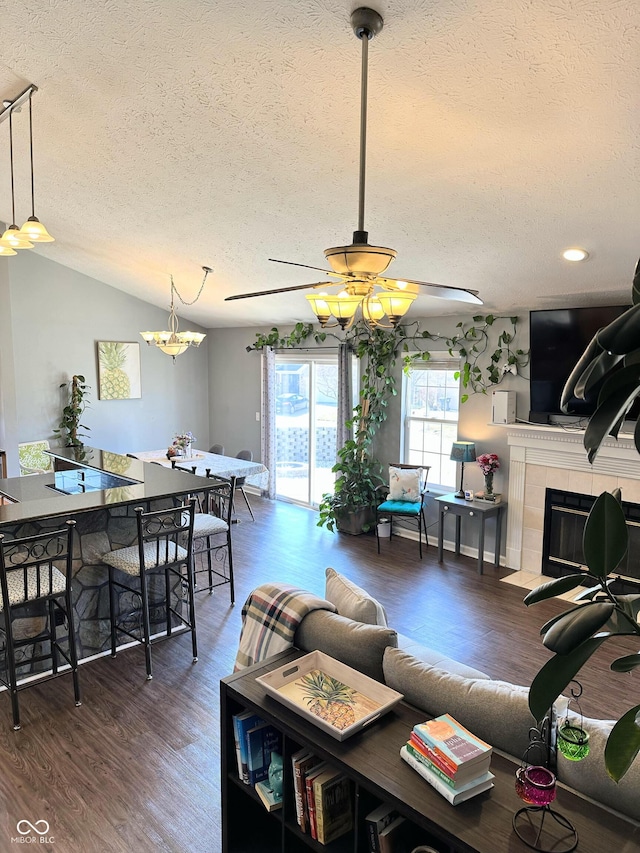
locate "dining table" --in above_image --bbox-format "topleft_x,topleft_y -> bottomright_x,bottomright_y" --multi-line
130,448 -> 269,490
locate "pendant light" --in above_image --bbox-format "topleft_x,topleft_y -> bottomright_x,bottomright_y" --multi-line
2,108 -> 33,250
19,89 -> 54,242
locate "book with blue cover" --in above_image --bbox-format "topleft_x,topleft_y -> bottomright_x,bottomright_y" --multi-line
245,721 -> 282,786
232,711 -> 263,785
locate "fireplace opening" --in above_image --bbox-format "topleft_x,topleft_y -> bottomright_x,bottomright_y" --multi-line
542,489 -> 640,594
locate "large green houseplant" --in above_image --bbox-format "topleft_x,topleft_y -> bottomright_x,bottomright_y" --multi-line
525,258 -> 640,781
54,374 -> 91,448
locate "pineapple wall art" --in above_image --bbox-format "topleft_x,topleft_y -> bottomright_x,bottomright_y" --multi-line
97,342 -> 142,400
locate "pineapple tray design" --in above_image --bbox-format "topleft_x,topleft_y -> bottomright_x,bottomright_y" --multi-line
256,651 -> 403,741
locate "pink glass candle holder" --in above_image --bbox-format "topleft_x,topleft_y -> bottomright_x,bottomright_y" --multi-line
515,765 -> 556,807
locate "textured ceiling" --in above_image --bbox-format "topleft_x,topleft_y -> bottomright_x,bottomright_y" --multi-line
0,0 -> 638,328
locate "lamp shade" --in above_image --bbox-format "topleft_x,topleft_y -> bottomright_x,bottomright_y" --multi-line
450,441 -> 476,463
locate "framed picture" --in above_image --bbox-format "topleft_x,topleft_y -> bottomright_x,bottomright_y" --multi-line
97,341 -> 142,400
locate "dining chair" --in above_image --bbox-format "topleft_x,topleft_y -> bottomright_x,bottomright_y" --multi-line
375,464 -> 431,558
101,499 -> 198,680
234,450 -> 255,522
209,444 -> 225,455
192,474 -> 236,602
0,520 -> 81,729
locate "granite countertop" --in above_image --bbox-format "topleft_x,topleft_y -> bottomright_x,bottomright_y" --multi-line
0,446 -> 208,526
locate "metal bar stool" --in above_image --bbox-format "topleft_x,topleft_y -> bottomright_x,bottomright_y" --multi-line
101,499 -> 197,680
0,520 -> 81,730
192,473 -> 236,602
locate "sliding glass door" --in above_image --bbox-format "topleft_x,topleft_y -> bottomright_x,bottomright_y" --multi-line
274,355 -> 339,507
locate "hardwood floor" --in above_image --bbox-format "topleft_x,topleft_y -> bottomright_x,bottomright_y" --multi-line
0,497 -> 636,852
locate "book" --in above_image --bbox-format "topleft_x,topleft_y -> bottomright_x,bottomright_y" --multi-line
291,748 -> 317,832
245,721 -> 282,786
377,815 -> 406,853
401,746 -> 494,805
304,761 -> 328,839
364,803 -> 400,853
255,779 -> 283,812
313,769 -> 353,845
232,711 -> 263,784
408,733 -> 491,785
405,744 -> 494,793
413,714 -> 492,769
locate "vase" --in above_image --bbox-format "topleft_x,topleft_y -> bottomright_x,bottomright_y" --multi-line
484,472 -> 494,495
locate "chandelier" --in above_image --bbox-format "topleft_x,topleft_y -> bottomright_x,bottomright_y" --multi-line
140,266 -> 212,360
0,84 -> 55,255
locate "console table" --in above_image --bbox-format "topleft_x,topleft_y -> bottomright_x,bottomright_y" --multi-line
436,493 -> 506,574
221,650 -> 639,853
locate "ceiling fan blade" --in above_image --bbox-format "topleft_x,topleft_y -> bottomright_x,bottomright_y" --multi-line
379,276 -> 483,305
268,258 -> 343,278
225,281 -> 335,301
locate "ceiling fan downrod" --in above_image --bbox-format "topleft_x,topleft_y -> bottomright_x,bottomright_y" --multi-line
351,7 -> 383,246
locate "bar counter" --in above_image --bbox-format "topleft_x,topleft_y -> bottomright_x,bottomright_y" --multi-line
0,446 -> 209,660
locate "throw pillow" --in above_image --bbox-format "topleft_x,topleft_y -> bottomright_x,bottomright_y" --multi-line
388,466 -> 422,502
325,567 -> 388,626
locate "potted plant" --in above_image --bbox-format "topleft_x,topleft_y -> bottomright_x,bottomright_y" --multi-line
54,374 -> 91,448
525,258 -> 640,781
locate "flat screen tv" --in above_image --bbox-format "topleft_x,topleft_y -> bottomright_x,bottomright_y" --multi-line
529,305 -> 635,421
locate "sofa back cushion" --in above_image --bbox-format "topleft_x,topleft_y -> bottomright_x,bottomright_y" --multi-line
295,610 -> 397,682
325,567 -> 388,626
557,713 -> 640,821
383,647 -> 537,759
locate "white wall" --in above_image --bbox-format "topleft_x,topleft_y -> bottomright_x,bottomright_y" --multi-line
2,251 -> 209,475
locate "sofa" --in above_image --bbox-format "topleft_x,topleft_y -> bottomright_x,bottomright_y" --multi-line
280,567 -> 640,824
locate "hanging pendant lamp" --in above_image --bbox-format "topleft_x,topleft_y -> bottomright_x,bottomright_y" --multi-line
19,90 -> 54,242
2,108 -> 33,249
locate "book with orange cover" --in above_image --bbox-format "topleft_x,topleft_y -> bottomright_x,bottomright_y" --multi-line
413,714 -> 492,769
408,733 -> 489,784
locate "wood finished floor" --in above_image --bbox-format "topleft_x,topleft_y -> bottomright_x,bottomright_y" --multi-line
0,496 -> 637,852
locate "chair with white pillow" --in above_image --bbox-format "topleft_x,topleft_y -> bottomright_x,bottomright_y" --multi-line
101,499 -> 197,680
375,464 -> 430,558
192,474 -> 236,602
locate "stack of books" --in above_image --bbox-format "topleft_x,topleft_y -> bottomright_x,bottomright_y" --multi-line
291,747 -> 353,845
400,713 -> 494,805
231,710 -> 283,810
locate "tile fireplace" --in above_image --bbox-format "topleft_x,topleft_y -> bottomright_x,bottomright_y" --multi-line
506,425 -> 640,573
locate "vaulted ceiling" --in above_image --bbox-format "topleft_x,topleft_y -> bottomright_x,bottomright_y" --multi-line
1,0 -> 638,328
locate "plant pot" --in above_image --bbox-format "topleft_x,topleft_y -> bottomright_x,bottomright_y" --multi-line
335,507 -> 376,535
377,519 -> 391,538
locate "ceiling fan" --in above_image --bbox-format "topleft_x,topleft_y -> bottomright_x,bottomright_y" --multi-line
225,7 -> 483,329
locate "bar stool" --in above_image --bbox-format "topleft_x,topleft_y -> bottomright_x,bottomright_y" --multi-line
101,499 -> 197,680
192,474 -> 236,602
0,520 -> 81,730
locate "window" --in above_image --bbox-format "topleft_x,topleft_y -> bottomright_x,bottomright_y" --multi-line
403,357 -> 460,488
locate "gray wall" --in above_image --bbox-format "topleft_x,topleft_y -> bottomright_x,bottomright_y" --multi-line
1,251 -> 209,476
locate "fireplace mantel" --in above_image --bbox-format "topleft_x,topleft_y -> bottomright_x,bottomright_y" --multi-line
505,423 -> 640,571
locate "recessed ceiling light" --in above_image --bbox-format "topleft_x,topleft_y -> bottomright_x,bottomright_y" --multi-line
562,248 -> 589,262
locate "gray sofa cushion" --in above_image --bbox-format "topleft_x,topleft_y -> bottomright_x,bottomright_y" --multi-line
325,567 -> 388,626
396,634 -> 491,680
295,609 -> 397,682
557,713 -> 640,822
383,647 -> 537,759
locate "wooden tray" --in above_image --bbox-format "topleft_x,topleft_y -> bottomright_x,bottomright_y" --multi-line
256,650 -> 403,741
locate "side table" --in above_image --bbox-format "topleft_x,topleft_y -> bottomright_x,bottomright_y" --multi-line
436,493 -> 506,574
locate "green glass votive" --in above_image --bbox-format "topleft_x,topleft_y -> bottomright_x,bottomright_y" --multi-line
557,722 -> 590,761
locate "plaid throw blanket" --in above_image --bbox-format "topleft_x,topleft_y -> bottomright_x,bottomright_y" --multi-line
234,582 -> 335,671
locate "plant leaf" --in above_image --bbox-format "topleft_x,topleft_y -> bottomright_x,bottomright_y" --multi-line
529,637 -> 605,722
611,654 -> 640,673
583,491 -> 628,577
542,602 -> 614,654
574,349 -> 624,399
524,575 -> 585,605
584,386 -> 640,462
604,705 -> 640,782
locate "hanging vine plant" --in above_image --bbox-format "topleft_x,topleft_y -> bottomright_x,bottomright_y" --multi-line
249,314 -> 527,532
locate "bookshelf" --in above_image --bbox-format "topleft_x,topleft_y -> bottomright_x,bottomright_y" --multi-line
221,649 -> 639,853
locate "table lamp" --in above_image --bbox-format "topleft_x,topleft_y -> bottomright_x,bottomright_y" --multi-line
450,441 -> 476,498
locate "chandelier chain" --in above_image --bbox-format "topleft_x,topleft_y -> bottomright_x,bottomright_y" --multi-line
170,267 -> 211,307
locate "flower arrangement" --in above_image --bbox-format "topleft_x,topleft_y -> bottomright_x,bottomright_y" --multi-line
173,431 -> 196,449
476,453 -> 500,475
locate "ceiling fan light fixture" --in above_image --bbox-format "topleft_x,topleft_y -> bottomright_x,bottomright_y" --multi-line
362,296 -> 385,322
376,289 -> 417,325
305,293 -> 332,326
